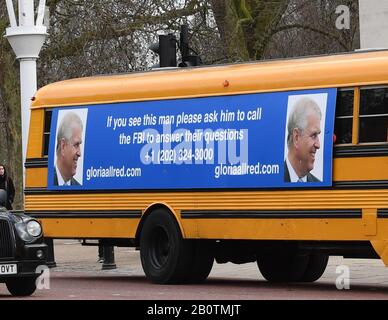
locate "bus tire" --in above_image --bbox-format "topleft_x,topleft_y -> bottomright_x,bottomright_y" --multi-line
185,241 -> 214,283
6,277 -> 37,296
257,250 -> 309,282
140,209 -> 192,284
300,252 -> 329,282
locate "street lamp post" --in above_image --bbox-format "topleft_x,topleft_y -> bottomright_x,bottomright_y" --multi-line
5,0 -> 48,185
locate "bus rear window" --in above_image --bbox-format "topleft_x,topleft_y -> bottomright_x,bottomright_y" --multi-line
359,87 -> 388,143
335,89 -> 354,144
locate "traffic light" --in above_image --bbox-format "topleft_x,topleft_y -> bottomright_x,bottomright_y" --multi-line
179,55 -> 202,67
149,26 -> 202,69
178,25 -> 202,67
149,34 -> 177,68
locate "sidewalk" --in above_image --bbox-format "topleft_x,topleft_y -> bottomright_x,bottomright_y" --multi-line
51,239 -> 388,286
53,240 -> 144,275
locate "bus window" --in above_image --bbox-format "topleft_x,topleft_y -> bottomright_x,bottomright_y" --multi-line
359,87 -> 388,143
42,110 -> 52,157
334,89 -> 354,144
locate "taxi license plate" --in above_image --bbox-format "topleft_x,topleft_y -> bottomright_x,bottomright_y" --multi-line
0,264 -> 17,275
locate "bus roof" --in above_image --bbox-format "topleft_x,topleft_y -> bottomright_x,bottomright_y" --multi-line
32,50 -> 388,109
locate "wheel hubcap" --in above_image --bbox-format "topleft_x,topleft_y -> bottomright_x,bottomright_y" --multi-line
150,226 -> 170,268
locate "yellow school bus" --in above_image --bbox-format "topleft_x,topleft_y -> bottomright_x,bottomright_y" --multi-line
25,49 -> 388,284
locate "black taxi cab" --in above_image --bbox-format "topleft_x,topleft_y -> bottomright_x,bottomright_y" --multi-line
0,190 -> 47,296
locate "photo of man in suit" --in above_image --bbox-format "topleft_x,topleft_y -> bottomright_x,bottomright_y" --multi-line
284,97 -> 322,183
54,111 -> 84,186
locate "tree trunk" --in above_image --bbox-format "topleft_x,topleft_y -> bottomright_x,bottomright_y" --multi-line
0,16 -> 23,210
210,0 -> 289,61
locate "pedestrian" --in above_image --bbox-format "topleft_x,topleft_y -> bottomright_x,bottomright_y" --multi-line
0,164 -> 15,210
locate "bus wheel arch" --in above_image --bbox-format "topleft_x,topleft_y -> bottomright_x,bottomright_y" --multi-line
135,203 -> 184,246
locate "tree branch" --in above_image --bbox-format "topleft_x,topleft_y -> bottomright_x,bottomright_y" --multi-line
41,0 -> 206,60
273,23 -> 350,51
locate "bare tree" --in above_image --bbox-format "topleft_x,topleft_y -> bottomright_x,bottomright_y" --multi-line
267,0 -> 359,58
39,0 -> 209,84
210,0 -> 290,62
0,5 -> 22,207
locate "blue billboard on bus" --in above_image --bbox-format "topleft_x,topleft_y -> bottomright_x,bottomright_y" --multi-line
47,88 -> 337,190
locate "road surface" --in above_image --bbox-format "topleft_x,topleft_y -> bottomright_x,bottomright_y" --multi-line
1,240 -> 388,300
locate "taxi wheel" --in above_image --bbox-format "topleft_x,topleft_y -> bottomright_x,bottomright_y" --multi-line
6,276 -> 37,296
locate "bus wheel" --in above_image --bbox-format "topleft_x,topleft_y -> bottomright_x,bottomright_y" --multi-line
300,252 -> 329,282
185,241 -> 214,283
6,277 -> 37,296
140,209 -> 192,284
257,250 -> 309,282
